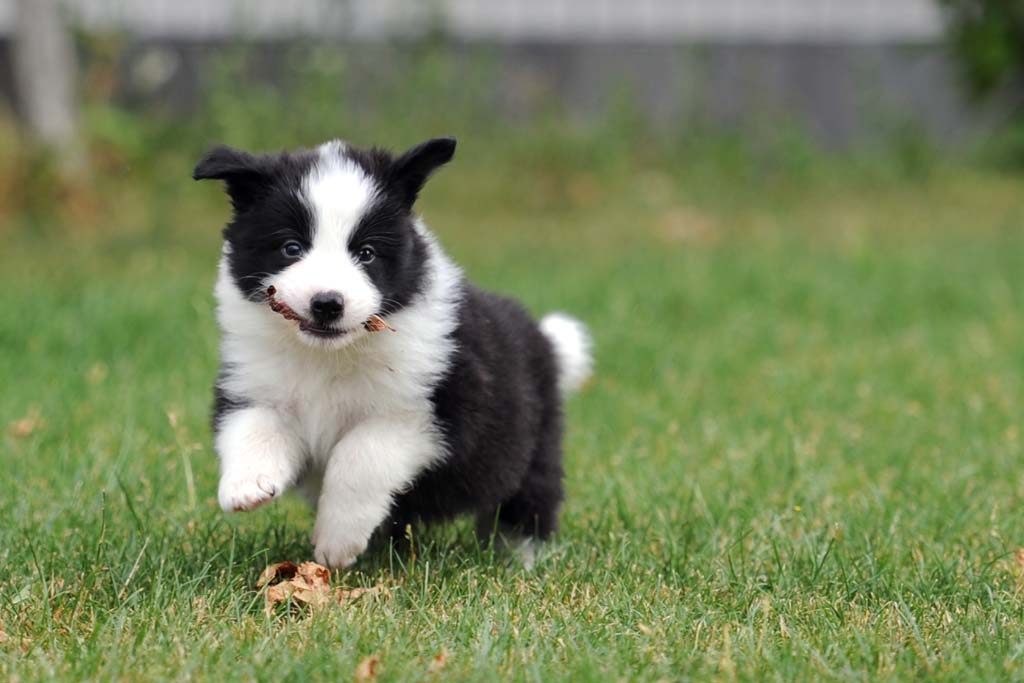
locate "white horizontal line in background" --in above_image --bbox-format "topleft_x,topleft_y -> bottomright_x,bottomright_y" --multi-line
0,0 -> 945,42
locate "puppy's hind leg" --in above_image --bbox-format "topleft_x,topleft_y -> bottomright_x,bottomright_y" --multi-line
476,441 -> 564,569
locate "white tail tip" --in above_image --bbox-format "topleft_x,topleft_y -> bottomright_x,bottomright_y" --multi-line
540,313 -> 593,396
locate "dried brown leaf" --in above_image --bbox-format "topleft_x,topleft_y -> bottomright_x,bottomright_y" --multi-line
295,561 -> 331,587
427,649 -> 448,674
256,561 -> 298,589
262,561 -> 342,608
265,581 -> 297,605
261,561 -> 388,610
337,584 -> 384,604
1015,548 -> 1024,571
8,413 -> 43,438
291,586 -> 335,607
355,654 -> 381,683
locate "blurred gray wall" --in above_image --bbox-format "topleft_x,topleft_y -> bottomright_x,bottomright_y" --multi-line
0,0 -> 1003,147
0,1 -> 945,41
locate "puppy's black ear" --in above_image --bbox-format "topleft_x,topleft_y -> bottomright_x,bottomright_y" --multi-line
389,137 -> 456,206
193,145 -> 269,212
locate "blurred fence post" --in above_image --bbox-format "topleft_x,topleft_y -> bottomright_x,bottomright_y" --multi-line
12,0 -> 79,151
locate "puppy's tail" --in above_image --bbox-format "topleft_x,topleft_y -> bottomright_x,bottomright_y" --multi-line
540,313 -> 593,396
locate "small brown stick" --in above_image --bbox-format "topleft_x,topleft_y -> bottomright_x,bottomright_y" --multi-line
267,286 -> 395,332
266,286 -> 303,323
363,314 -> 396,333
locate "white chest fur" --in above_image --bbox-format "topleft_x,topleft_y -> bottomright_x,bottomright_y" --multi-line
213,227 -> 463,465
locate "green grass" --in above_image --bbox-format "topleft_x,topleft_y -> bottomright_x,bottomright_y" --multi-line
2,139 -> 1024,682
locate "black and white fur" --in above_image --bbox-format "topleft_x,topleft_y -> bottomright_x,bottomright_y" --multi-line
194,137 -> 592,568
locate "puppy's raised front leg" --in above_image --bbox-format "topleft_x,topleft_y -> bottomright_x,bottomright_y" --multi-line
215,406 -> 304,512
313,415 -> 439,568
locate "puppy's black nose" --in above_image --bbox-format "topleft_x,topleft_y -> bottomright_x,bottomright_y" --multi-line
309,292 -> 344,324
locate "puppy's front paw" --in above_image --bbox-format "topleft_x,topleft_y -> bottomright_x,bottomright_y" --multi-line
311,519 -> 369,569
218,472 -> 284,512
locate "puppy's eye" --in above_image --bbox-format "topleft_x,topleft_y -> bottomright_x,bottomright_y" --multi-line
281,241 -> 304,258
356,246 -> 376,264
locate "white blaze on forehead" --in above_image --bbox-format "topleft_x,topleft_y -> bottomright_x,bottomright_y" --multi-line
267,141 -> 383,345
303,143 -> 379,251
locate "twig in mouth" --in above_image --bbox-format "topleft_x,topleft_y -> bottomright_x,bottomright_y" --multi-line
266,286 -> 304,323
266,286 -> 396,333
363,314 -> 395,333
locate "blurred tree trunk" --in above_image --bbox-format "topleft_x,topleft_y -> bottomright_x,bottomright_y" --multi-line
12,0 -> 78,150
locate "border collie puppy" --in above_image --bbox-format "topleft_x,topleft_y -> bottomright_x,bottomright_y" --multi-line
194,137 -> 592,568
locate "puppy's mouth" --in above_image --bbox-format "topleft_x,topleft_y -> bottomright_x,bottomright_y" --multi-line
265,286 -> 395,339
298,320 -> 347,339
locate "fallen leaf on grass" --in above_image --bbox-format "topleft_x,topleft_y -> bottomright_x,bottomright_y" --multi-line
293,560 -> 330,588
0,628 -> 8,644
1015,548 -> 1024,571
426,649 -> 448,674
263,561 -> 332,607
355,654 -> 381,683
265,581 -> 297,605
8,412 -> 43,438
337,585 -> 384,602
256,561 -> 299,588
258,561 -> 385,608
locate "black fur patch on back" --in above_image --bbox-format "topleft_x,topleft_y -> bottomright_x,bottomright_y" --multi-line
387,284 -> 565,540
